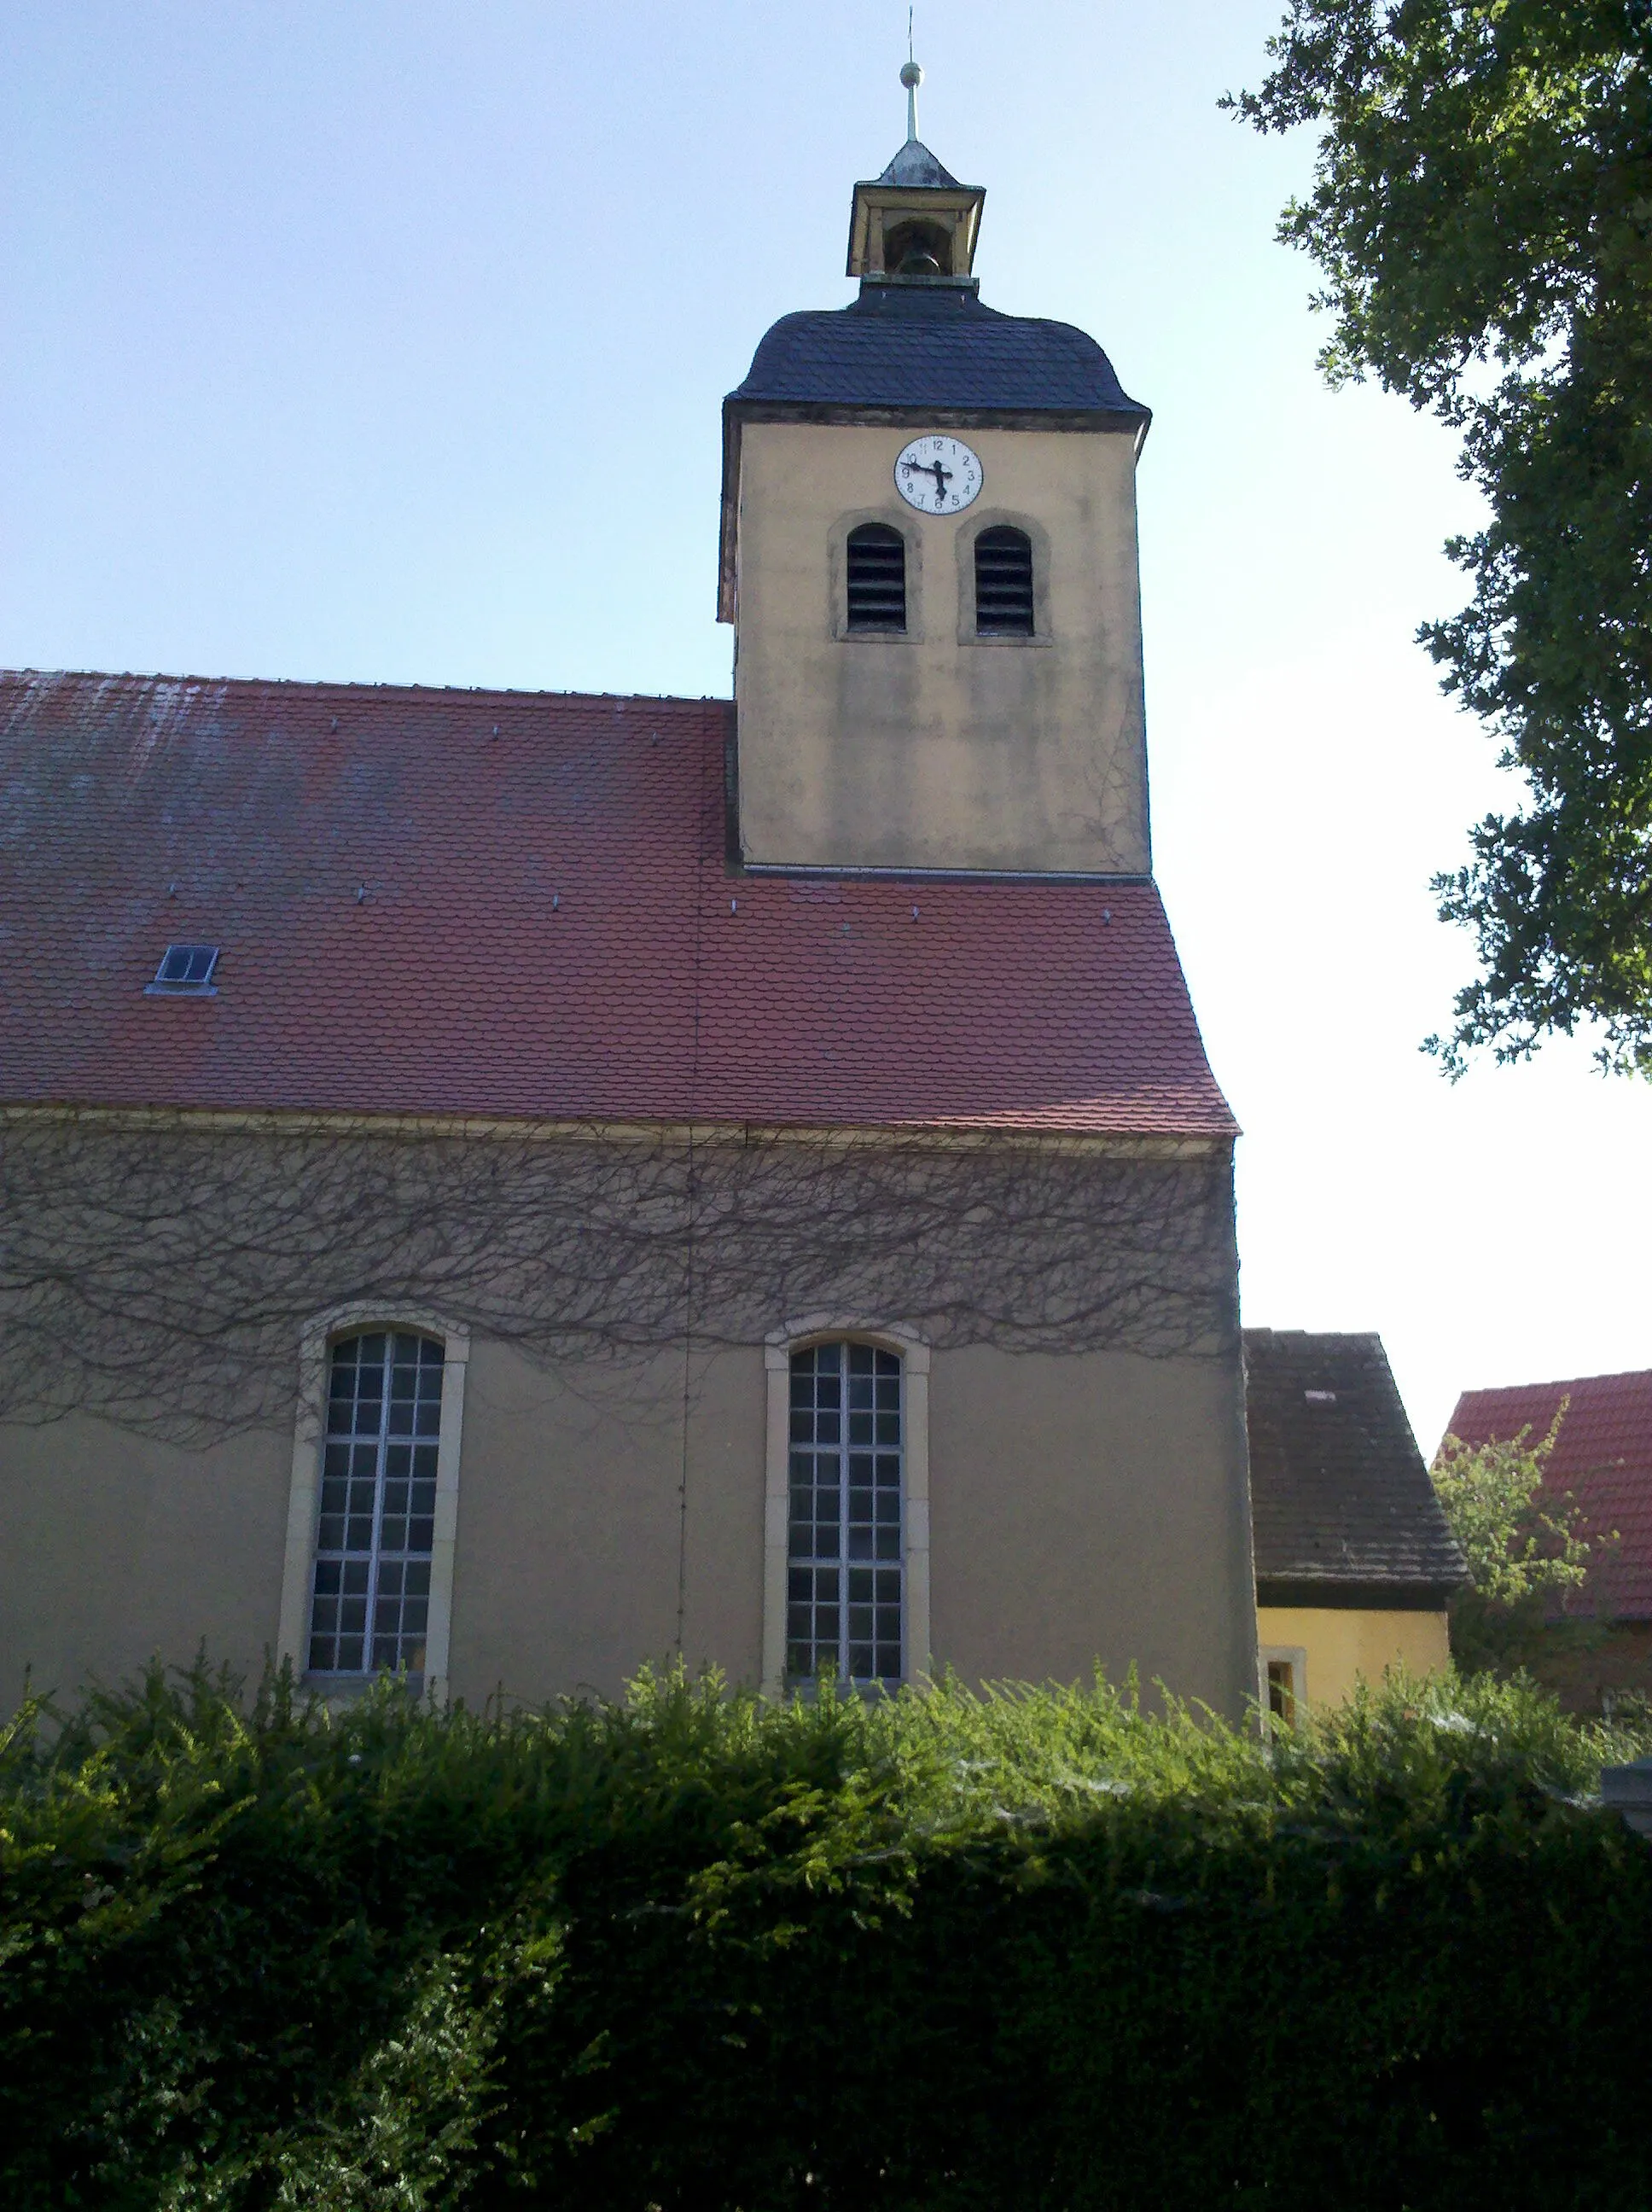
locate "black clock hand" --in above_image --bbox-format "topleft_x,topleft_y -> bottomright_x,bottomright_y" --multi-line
899,453 -> 955,503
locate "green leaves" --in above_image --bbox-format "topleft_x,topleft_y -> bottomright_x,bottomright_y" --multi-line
1429,1402 -> 1622,1676
1233,2 -> 1652,1068
1,1660 -> 1649,2209
1431,1403 -> 1594,1610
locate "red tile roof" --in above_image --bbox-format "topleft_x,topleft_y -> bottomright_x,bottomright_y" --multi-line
0,671 -> 1235,1138
1446,1371 -> 1652,1621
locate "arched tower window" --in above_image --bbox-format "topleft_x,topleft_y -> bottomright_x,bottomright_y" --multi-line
974,525 -> 1035,637
845,523 -> 907,634
307,1330 -> 445,1677
788,1340 -> 904,1685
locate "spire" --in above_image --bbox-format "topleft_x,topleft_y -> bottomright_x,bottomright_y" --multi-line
901,58 -> 922,145
845,47 -> 985,283
901,9 -> 922,143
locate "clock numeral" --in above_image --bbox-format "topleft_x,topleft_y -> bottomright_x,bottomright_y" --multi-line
893,436 -> 983,515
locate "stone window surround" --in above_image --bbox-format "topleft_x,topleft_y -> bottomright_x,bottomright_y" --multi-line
762,1314 -> 932,1698
826,506 -> 1054,646
1260,1642 -> 1309,1721
955,508 -> 1054,645
276,1301 -> 470,1703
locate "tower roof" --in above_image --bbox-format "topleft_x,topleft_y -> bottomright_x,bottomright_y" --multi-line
730,283 -> 1149,422
876,138 -> 962,189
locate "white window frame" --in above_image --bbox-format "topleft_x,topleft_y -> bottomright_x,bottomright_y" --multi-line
762,1315 -> 931,1697
276,1303 -> 469,1702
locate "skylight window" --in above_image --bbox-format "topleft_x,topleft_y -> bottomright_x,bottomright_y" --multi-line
147,944 -> 220,995
1304,1389 -> 1337,1405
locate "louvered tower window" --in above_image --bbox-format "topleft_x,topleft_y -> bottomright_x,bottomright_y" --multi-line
845,523 -> 907,632
787,1342 -> 904,1685
974,525 -> 1035,636
307,1331 -> 443,1677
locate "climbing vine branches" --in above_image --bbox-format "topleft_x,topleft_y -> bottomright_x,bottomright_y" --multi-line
0,1111 -> 1237,1443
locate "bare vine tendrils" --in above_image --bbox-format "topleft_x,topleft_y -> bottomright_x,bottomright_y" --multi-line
1,1113 -> 1236,1444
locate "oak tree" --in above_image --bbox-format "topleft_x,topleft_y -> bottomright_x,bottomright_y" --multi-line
1232,3 -> 1652,1070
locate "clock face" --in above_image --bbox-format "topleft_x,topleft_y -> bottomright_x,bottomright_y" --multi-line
894,434 -> 982,515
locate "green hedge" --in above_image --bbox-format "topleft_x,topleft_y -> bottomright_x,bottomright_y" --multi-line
3,1662 -> 1649,2210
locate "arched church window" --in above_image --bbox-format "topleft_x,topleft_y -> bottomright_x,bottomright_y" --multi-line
787,1341 -> 904,1685
307,1330 -> 444,1677
845,523 -> 908,634
974,525 -> 1035,637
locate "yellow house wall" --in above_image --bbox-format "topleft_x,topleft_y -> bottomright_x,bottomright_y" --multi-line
1257,1605 -> 1452,1709
731,420 -> 1149,875
0,1336 -> 1256,1720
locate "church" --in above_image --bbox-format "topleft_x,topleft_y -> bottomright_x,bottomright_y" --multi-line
0,97 -> 1262,1718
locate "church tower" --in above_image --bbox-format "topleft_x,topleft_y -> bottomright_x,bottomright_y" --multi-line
719,67 -> 1153,877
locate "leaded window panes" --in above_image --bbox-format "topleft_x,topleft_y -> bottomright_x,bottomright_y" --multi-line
787,1341 -> 903,1685
307,1330 -> 443,1676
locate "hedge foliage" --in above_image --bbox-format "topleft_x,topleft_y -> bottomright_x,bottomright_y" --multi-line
3,1662 -> 1650,2210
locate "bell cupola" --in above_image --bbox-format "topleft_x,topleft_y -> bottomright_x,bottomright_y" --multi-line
846,64 -> 985,284
719,67 -> 1153,879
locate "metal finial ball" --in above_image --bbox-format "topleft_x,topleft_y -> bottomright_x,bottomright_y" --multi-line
900,59 -> 923,89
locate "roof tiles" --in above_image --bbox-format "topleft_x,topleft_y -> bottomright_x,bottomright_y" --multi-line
1247,1330 -> 1466,1606
1446,1371 -> 1652,1621
731,283 -> 1148,421
0,670 -> 1235,1138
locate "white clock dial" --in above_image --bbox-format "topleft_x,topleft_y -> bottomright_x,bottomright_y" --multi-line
894,434 -> 982,515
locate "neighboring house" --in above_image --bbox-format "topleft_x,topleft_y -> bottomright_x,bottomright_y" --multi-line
1247,1330 -> 1465,1713
0,112 -> 1261,1714
1446,1371 -> 1652,1709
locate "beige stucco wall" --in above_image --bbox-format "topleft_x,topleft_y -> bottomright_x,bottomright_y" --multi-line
446,1345 -> 768,1702
0,1336 -> 1255,1720
731,420 -> 1149,875
1257,1605 -> 1452,1710
930,1346 -> 1255,1701
0,1412 -> 293,1707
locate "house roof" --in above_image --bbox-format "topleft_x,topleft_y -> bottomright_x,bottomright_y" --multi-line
0,669 -> 1236,1138
1246,1330 -> 1467,1609
1446,1371 -> 1652,1621
728,282 -> 1149,425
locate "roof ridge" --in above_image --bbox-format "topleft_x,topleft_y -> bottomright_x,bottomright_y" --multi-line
0,668 -> 733,711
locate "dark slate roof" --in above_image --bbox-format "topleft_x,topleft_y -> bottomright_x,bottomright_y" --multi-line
873,138 -> 962,188
729,282 -> 1149,422
0,670 -> 1236,1137
1449,1372 -> 1652,1621
1246,1330 -> 1467,1608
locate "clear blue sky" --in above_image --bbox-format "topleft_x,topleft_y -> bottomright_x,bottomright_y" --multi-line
4,0 -> 1648,1446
